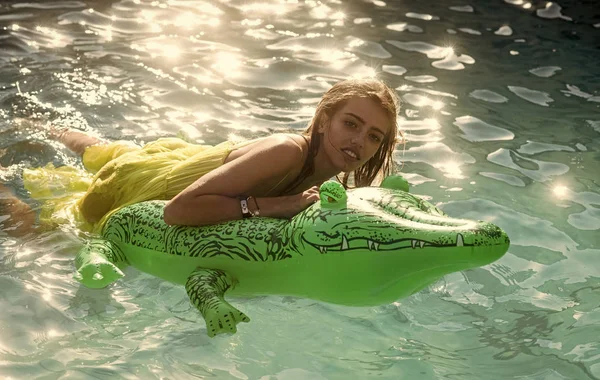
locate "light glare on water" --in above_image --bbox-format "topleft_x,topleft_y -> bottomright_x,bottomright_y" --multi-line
0,0 -> 599,379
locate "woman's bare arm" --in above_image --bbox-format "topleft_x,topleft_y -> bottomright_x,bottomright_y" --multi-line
163,136 -> 319,226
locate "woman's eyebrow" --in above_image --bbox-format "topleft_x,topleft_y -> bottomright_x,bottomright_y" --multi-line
345,112 -> 386,135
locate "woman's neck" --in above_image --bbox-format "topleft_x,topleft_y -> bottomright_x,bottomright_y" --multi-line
311,142 -> 342,184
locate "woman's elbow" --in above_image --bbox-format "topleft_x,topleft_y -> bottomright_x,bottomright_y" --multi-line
163,199 -> 179,225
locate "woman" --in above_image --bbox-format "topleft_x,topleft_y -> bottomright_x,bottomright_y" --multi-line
1,78 -> 401,235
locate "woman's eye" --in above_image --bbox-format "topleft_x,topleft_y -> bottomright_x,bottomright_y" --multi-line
344,120 -> 356,128
370,134 -> 382,142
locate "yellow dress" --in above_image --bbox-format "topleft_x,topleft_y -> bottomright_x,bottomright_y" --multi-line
23,137 -> 238,233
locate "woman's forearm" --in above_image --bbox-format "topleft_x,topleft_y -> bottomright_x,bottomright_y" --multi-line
163,194 -> 294,226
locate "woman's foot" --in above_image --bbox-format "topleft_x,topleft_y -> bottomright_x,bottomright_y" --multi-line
11,118 -> 105,157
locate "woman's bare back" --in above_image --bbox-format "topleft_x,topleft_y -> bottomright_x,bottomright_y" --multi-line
222,134 -> 314,197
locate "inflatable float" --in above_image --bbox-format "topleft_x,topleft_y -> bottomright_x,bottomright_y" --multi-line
74,176 -> 510,337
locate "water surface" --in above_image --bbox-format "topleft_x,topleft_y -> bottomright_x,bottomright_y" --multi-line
1,1 -> 599,379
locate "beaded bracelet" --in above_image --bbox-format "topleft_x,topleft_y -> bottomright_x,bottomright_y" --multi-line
247,196 -> 260,217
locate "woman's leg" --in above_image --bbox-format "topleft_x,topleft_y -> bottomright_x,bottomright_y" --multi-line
49,127 -> 106,157
0,125 -> 107,237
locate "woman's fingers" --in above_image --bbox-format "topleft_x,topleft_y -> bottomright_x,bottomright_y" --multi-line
302,186 -> 320,204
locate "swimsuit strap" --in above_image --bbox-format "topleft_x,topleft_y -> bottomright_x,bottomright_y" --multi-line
264,172 -> 292,196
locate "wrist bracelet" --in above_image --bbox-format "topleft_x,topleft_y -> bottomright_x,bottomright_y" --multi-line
239,198 -> 252,218
247,196 -> 260,217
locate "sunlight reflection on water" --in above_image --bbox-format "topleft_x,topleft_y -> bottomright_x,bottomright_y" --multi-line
1,0 -> 599,379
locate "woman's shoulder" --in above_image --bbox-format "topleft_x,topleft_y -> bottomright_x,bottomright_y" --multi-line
271,134 -> 310,160
239,133 -> 308,153
226,133 -> 308,165
272,133 -> 310,152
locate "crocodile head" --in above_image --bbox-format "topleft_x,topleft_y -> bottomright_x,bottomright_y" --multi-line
286,176 -> 510,305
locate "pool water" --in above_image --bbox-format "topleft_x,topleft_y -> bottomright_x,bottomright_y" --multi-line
1,1 -> 599,379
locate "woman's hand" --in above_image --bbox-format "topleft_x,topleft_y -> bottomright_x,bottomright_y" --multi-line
281,186 -> 320,218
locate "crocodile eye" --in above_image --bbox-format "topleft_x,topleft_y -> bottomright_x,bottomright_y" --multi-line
319,181 -> 347,209
380,175 -> 409,192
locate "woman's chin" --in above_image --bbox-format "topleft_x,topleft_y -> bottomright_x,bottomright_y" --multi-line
337,161 -> 361,173
324,150 -> 361,173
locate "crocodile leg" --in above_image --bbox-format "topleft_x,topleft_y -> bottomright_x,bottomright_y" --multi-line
185,268 -> 250,337
74,239 -> 127,288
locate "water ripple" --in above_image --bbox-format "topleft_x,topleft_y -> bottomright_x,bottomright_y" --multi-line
453,115 -> 515,142
1,0 -> 600,378
507,86 -> 554,107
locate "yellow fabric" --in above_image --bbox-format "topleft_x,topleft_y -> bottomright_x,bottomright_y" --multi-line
24,137 -> 237,233
82,140 -> 140,173
23,163 -> 93,231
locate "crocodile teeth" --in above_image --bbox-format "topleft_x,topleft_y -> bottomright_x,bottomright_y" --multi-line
319,246 -> 327,253
411,240 -> 426,249
341,235 -> 349,250
456,234 -> 464,247
368,239 -> 380,251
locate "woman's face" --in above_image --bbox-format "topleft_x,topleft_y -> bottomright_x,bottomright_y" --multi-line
318,97 -> 391,173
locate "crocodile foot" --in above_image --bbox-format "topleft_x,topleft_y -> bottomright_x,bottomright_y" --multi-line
74,260 -> 124,289
204,301 -> 250,337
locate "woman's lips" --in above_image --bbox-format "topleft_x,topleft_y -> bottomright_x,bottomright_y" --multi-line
341,148 -> 360,160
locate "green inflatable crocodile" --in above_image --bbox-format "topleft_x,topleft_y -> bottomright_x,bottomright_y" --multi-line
74,176 -> 509,337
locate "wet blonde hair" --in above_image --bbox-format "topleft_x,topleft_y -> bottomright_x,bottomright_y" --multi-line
283,78 -> 401,193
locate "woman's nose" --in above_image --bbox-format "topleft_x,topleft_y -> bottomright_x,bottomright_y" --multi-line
350,131 -> 365,147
